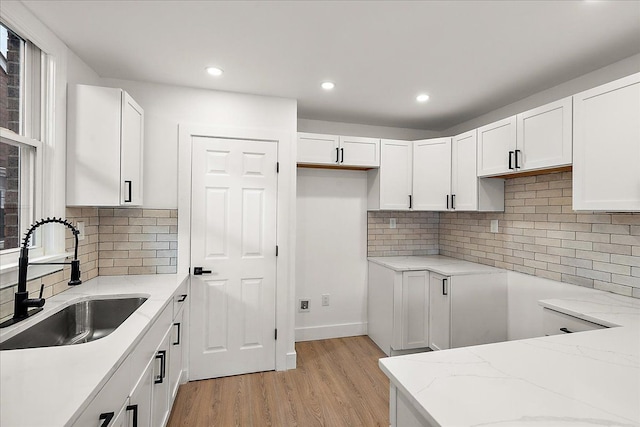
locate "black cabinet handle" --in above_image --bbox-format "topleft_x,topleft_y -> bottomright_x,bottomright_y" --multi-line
451,194 -> 456,210
340,147 -> 344,163
126,405 -> 139,427
508,151 -> 514,170
99,412 -> 114,427
446,194 -> 449,209
177,294 -> 187,302
409,195 -> 412,209
515,149 -> 521,169
442,278 -> 448,296
193,267 -> 211,275
154,350 -> 166,384
173,322 -> 181,346
124,180 -> 132,203
335,147 -> 339,163
560,327 -> 574,334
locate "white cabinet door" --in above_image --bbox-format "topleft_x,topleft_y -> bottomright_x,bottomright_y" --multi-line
451,130 -> 478,211
516,97 -> 572,172
339,135 -> 380,167
573,73 -> 640,211
477,116 -> 516,177
152,328 -> 171,427
412,138 -> 451,211
428,273 -> 450,351
169,307 -> 184,401
380,139 -> 413,210
121,91 -> 144,205
129,359 -> 154,427
297,132 -> 339,165
401,271 -> 429,349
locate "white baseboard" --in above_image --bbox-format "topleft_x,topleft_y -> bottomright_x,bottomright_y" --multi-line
295,322 -> 367,342
286,351 -> 297,370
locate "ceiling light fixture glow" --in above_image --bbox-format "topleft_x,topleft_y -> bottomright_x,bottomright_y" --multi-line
206,67 -> 224,77
416,94 -> 430,103
321,81 -> 335,90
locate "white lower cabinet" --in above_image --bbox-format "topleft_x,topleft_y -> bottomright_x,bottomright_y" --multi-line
390,385 -> 435,427
429,272 -> 508,351
72,285 -> 188,427
368,262 -> 429,356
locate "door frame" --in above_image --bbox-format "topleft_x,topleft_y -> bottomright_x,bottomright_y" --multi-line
178,124 -> 297,373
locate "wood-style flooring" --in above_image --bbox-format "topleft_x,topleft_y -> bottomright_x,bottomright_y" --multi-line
167,336 -> 390,426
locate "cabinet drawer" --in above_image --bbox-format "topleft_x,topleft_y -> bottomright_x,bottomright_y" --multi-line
173,279 -> 189,320
128,302 -> 173,385
542,308 -> 606,336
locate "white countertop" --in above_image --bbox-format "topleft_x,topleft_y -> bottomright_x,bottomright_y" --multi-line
0,274 -> 188,427
379,292 -> 640,426
368,255 -> 503,276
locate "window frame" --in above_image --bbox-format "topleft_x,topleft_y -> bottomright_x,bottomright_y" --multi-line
0,12 -> 67,289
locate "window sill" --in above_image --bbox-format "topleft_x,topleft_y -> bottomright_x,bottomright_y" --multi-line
0,252 -> 73,290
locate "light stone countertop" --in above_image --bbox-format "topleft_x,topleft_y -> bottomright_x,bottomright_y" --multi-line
379,292 -> 640,426
368,255 -> 504,276
0,274 -> 188,427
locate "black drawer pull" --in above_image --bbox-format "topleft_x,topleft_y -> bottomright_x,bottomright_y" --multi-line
126,405 -> 139,427
335,147 -> 339,163
154,350 -> 166,384
124,180 -> 132,203
340,147 -> 344,163
451,194 -> 455,210
442,278 -> 448,296
446,194 -> 449,209
177,294 -> 187,302
515,149 -> 521,169
99,412 -> 114,427
560,327 -> 574,334
508,151 -> 514,170
173,322 -> 181,345
409,195 -> 412,209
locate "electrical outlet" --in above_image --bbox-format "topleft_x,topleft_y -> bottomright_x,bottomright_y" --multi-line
490,219 -> 498,233
299,299 -> 310,312
77,221 -> 85,241
390,218 -> 397,229
321,294 -> 330,306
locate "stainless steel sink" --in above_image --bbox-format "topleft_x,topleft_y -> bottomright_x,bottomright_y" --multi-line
0,297 -> 147,350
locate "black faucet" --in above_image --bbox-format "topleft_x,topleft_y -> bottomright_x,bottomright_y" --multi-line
0,218 -> 82,328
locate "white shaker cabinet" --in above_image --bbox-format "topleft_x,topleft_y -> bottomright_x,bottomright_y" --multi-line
516,97 -> 572,172
429,272 -> 507,350
477,97 -> 572,177
412,138 -> 451,211
297,132 -> 379,167
368,139 -> 413,210
573,73 -> 640,211
367,262 -> 429,356
477,116 -> 516,177
67,84 -> 144,206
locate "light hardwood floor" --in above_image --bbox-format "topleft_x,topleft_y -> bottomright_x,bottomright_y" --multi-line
167,336 -> 390,426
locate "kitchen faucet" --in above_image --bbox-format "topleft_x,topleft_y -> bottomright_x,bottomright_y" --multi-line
0,218 -> 82,328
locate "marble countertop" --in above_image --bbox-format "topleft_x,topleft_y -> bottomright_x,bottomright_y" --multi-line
368,255 -> 503,276
0,274 -> 188,427
379,292 -> 640,426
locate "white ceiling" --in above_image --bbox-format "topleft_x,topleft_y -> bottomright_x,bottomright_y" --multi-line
22,0 -> 640,131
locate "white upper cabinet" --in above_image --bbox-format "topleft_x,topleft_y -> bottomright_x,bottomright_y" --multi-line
452,130 -> 504,212
297,132 -> 379,167
477,97 -> 572,177
516,97 -> 572,172
297,133 -> 339,165
67,84 -> 144,206
369,139 -> 413,210
413,138 -> 452,211
573,73 -> 640,211
477,116 -> 516,177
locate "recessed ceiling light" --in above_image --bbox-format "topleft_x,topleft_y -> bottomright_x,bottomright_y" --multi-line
321,81 -> 335,90
416,94 -> 430,103
206,67 -> 224,77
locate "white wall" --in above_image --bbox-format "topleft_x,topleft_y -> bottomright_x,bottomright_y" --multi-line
443,53 -> 640,136
102,78 -> 297,209
295,168 -> 369,341
298,118 -> 440,140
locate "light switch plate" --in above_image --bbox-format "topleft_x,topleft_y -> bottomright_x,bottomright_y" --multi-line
77,221 -> 85,240
490,219 -> 498,233
390,218 -> 397,229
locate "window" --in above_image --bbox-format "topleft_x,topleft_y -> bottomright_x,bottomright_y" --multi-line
0,21 -> 44,264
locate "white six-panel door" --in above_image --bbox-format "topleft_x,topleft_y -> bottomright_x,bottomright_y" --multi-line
189,136 -> 278,380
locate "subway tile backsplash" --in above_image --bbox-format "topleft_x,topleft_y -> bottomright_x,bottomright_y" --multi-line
368,171 -> 640,299
368,211 -> 439,257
